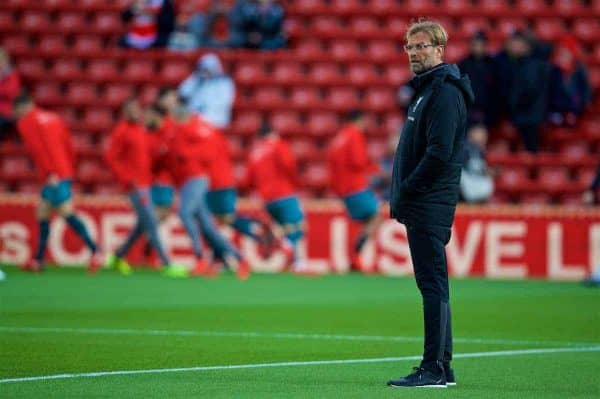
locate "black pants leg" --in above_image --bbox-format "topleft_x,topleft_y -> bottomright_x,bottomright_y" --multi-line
406,224 -> 452,371
516,123 -> 540,153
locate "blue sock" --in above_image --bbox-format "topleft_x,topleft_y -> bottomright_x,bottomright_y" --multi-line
65,214 -> 97,253
286,229 -> 304,260
231,216 -> 260,240
35,220 -> 50,261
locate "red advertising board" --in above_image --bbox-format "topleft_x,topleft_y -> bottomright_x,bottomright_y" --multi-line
1,194 -> 598,280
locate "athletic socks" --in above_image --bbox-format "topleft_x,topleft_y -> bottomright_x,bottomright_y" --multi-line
354,232 -> 368,254
35,220 -> 50,261
65,214 -> 97,253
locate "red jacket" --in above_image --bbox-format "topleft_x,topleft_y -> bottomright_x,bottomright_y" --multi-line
327,124 -> 379,197
17,107 -> 74,181
0,70 -> 21,117
167,114 -> 211,187
244,136 -> 298,202
105,120 -> 152,188
146,128 -> 172,186
203,123 -> 235,190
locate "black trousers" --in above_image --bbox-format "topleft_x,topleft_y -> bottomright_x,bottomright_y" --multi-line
406,224 -> 453,371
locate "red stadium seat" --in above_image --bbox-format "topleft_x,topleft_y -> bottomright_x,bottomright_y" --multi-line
294,0 -> 324,14
312,16 -> 343,37
576,167 -> 597,187
496,166 -> 531,191
330,40 -> 362,60
290,87 -> 323,109
290,138 -> 319,162
32,82 -> 62,105
366,40 -> 399,62
56,12 -> 87,32
254,87 -> 286,109
384,64 -> 411,86
51,59 -> 83,80
272,62 -> 305,85
326,87 -> 360,111
231,111 -> 262,136
303,163 -> 329,191
349,17 -> 379,37
0,11 -> 15,30
2,35 -> 31,53
573,19 -> 599,41
371,0 -> 398,14
347,64 -> 379,86
38,35 -> 67,55
386,17 -> 409,38
21,11 -> 50,32
364,88 -> 396,112
284,16 -> 305,38
534,19 -> 567,41
16,58 -> 46,80
537,167 -> 570,191
331,0 -> 363,14
405,0 -> 436,13
56,107 -> 79,128
554,0 -> 584,15
104,84 -> 135,107
1,156 -> 32,179
235,62 -> 266,84
497,18 -> 528,38
519,193 -> 552,205
295,39 -> 325,59
441,0 -> 471,14
73,35 -> 104,54
81,108 -> 115,132
480,0 -> 510,14
160,61 -> 190,83
307,112 -> 339,137
121,60 -> 155,84
88,59 -> 119,82
383,113 -> 404,134
92,12 -> 122,33
17,181 -> 42,194
309,63 -> 343,85
459,17 -> 492,38
66,83 -> 98,105
515,0 -> 548,14
139,85 -> 158,105
270,111 -> 303,136
78,159 -> 111,183
445,43 -> 468,63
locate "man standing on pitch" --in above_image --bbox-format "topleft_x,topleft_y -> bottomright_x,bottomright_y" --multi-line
388,20 -> 474,388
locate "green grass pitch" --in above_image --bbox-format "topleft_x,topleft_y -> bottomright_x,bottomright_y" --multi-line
1,266 -> 599,398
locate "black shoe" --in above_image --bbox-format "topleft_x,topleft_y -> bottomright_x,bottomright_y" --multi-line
387,366 -> 447,388
443,363 -> 456,386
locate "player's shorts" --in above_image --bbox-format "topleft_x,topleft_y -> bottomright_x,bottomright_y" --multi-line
266,196 -> 304,226
41,179 -> 72,207
206,187 -> 237,216
343,189 -> 379,221
151,184 -> 174,207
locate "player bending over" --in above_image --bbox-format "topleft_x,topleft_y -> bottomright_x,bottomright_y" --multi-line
242,123 -> 307,272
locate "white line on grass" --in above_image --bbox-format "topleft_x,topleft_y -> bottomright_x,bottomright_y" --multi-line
1,346 -> 599,384
0,326 -> 597,347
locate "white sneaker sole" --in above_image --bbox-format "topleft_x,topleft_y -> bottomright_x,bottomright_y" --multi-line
447,382 -> 457,386
389,384 -> 447,389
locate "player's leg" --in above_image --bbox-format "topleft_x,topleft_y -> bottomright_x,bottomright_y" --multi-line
178,179 -> 206,261
25,197 -> 52,271
129,189 -> 171,267
343,189 -> 382,272
266,196 -> 306,270
207,188 -> 265,242
194,183 -> 248,278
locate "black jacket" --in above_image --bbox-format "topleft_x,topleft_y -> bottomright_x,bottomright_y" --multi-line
390,63 -> 474,230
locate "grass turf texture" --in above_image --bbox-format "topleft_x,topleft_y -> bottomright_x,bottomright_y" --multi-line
1,266 -> 599,398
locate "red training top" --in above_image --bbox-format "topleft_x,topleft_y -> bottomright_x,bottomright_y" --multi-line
17,106 -> 74,181
105,120 -> 152,188
243,136 -> 298,202
327,124 -> 379,197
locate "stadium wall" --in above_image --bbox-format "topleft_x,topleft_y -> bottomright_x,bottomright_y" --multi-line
0,194 -> 598,281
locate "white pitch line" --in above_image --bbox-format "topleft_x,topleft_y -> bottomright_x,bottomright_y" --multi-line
0,326 -> 597,348
1,346 -> 599,384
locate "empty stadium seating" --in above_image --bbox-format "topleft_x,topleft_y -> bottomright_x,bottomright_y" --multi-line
0,0 -> 598,201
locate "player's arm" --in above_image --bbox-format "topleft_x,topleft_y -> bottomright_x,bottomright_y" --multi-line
59,119 -> 76,168
400,86 -> 459,194
105,126 -> 134,186
350,131 -> 379,173
278,142 -> 299,185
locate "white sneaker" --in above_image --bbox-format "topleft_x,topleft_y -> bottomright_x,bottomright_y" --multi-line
0,269 -> 6,281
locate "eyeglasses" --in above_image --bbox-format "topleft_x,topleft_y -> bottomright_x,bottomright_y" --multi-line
403,43 -> 438,53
